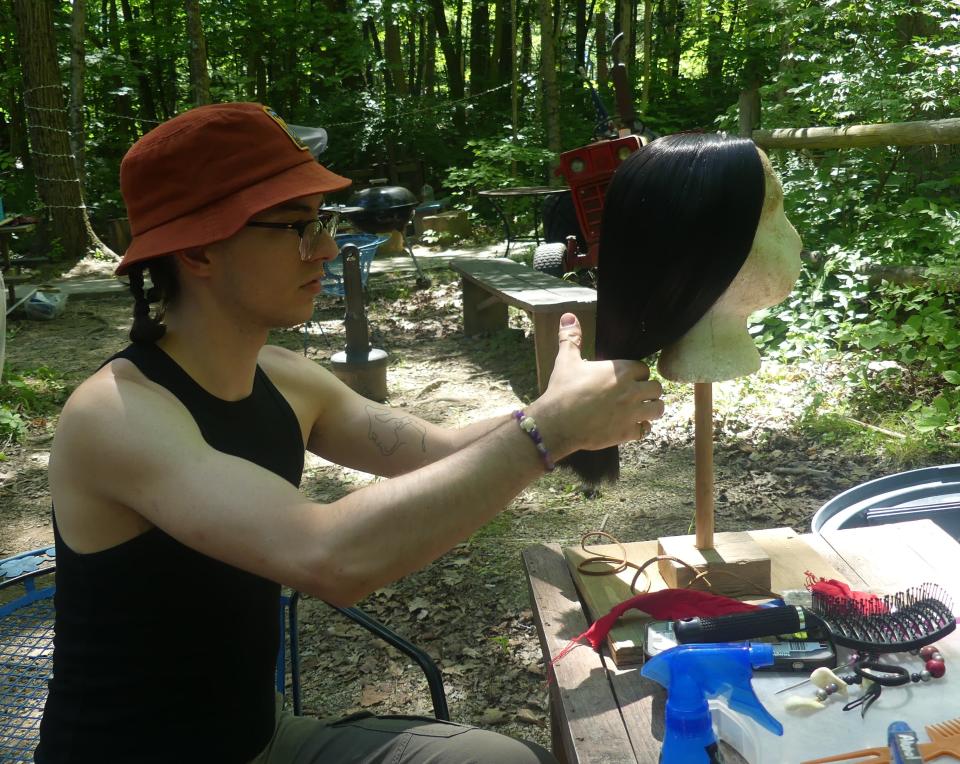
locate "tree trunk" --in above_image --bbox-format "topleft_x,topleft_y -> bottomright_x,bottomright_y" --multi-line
364,18 -> 383,90
106,0 -> 136,141
642,0 -> 651,108
510,0 -> 518,167
753,117 -> 960,150
666,0 -> 682,81
538,0 -> 561,164
412,13 -> 424,97
13,0 -> 113,264
492,0 -> 510,85
184,0 -> 211,106
520,3 -> 532,75
408,14 -> 418,96
119,0 -> 158,123
469,0 -> 490,93
575,0 -> 587,66
704,0 -> 725,99
455,0 -> 465,81
596,6 -> 608,86
1,23 -> 30,171
428,0 -> 466,126
618,0 -> 631,73
424,13 -> 436,95
69,0 -> 86,187
384,0 -> 408,95
147,0 -> 173,118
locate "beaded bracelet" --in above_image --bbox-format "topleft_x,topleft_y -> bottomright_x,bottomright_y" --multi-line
512,410 -> 555,472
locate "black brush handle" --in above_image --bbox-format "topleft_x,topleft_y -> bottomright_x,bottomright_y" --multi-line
674,606 -> 805,643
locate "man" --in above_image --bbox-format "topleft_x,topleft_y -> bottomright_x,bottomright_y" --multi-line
37,103 -> 664,763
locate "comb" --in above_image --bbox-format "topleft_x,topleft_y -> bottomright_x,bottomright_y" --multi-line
799,716 -> 960,764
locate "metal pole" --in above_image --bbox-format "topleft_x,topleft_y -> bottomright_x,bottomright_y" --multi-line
340,244 -> 370,363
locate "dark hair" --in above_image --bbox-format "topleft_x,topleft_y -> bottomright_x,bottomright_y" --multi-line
128,256 -> 179,343
564,133 -> 766,484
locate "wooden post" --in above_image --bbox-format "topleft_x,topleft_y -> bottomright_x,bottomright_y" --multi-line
694,382 -> 714,550
659,381 -> 772,594
739,88 -> 760,139
752,117 -> 960,149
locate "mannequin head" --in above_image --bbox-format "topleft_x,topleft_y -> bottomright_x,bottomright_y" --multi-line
657,150 -> 802,381
596,132 -> 769,362
564,132 -> 802,483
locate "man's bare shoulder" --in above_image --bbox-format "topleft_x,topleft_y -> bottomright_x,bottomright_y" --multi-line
62,357 -> 190,425
258,343 -> 340,391
55,358 -> 202,471
50,358 -> 208,546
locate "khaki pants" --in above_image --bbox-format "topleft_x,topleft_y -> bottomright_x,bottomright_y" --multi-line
250,696 -> 558,764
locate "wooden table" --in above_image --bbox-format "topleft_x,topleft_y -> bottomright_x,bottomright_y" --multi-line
478,186 -> 568,259
522,521 -> 960,764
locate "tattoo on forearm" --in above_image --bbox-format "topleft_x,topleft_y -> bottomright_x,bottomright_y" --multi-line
366,405 -> 427,456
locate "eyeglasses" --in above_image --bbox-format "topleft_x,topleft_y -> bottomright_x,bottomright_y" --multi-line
246,208 -> 340,261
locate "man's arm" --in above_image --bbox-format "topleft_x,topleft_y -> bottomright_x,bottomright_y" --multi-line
260,345 -> 512,476
53,316 -> 662,607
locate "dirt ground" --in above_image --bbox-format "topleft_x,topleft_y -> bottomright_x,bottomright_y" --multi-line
2,259 -> 955,751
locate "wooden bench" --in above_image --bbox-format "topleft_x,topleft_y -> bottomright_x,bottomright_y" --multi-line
449,258 -> 597,392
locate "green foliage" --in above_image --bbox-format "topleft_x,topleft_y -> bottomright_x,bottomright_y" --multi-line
444,135 -> 557,234
840,286 -> 960,435
0,366 -> 69,443
444,136 -> 557,195
718,0 -> 960,446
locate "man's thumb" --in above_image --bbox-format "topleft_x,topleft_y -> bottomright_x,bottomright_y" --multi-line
557,313 -> 583,358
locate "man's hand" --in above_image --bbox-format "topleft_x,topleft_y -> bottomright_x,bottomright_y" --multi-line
528,313 -> 664,458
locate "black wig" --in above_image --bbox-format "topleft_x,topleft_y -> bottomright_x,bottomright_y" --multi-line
564,132 -> 766,484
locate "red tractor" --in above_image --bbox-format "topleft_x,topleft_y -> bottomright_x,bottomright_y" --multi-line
533,35 -> 651,278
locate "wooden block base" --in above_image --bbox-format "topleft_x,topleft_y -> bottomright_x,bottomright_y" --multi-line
657,531 -> 772,599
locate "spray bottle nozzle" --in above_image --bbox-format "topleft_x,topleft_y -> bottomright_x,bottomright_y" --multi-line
642,642 -> 782,762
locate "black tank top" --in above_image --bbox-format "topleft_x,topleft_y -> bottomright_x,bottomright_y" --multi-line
36,342 -> 305,764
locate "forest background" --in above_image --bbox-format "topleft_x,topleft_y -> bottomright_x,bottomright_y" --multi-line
1,0 -> 959,448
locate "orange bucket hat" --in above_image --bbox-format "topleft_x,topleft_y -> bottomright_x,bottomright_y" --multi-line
116,102 -> 351,275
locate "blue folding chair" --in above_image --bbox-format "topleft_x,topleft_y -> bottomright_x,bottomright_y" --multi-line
0,548 -> 56,763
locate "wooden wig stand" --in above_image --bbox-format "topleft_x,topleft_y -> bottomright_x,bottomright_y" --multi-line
656,382 -> 773,598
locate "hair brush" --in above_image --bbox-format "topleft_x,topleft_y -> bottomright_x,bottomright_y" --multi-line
674,582 -> 957,653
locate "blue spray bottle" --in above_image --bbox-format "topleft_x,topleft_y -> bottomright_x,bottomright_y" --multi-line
641,642 -> 783,763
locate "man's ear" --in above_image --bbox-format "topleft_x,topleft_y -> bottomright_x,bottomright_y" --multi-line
173,246 -> 211,277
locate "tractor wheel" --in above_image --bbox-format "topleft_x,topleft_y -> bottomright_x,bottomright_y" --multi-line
541,191 -> 587,252
533,242 -> 567,278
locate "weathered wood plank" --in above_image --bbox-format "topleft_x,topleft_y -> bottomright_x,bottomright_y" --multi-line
522,544 -> 640,764
819,520 -> 960,598
450,258 -> 596,314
